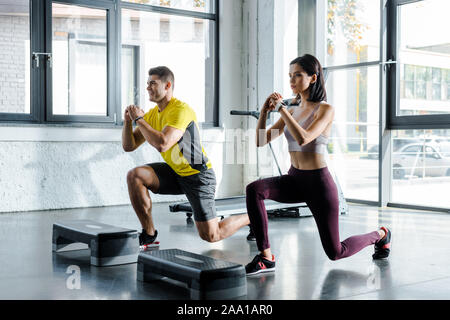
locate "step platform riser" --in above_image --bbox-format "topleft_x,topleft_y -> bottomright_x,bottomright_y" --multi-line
52,220 -> 139,267
137,249 -> 247,300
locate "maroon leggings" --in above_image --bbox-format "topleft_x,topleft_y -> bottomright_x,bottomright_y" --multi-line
246,166 -> 380,260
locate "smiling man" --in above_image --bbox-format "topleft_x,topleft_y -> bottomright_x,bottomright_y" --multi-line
122,66 -> 250,248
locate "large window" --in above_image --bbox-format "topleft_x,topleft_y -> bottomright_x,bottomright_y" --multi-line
121,8 -> 215,123
321,0 -> 450,210
388,0 -> 450,128
323,0 -> 381,203
0,0 -> 31,119
52,3 -> 108,117
387,0 -> 450,211
0,0 -> 218,125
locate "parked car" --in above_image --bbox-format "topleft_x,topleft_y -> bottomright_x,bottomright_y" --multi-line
392,143 -> 450,179
367,137 -> 448,160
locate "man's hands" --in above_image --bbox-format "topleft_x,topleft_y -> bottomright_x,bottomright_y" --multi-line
124,105 -> 145,123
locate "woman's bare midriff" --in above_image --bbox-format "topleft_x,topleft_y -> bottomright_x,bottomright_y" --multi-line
289,151 -> 327,170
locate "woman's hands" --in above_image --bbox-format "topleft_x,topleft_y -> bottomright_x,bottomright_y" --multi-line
262,92 -> 284,113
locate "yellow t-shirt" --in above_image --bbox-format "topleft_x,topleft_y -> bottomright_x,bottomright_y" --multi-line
143,97 -> 212,177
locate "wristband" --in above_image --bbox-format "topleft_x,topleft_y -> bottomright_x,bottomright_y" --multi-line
134,116 -> 144,125
275,101 -> 286,112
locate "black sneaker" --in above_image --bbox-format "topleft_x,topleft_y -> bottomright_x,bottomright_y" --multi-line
245,254 -> 275,275
139,229 -> 159,250
372,227 -> 391,260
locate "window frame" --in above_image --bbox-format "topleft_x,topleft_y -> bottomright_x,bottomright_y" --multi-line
0,0 -> 219,127
119,0 -> 219,126
387,0 -> 450,129
0,0 -> 41,122
46,0 -> 116,124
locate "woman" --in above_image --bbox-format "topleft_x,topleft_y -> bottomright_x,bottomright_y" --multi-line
245,54 -> 391,275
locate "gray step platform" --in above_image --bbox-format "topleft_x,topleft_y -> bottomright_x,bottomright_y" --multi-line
52,219 -> 139,267
137,249 -> 247,300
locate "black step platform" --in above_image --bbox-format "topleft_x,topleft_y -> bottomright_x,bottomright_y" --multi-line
137,249 -> 247,299
52,220 -> 139,267
170,196 -> 312,218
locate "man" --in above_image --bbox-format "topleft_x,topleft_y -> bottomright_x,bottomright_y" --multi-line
122,66 -> 250,247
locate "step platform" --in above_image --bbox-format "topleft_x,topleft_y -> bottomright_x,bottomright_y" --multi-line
52,219 -> 139,267
169,196 -> 312,219
137,249 -> 247,299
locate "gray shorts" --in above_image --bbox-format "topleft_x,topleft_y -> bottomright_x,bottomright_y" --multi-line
146,162 -> 217,222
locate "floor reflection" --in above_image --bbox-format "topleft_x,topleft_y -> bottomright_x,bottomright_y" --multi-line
318,260 -> 392,300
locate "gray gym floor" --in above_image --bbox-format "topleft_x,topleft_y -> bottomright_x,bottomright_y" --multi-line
1,202 -> 450,300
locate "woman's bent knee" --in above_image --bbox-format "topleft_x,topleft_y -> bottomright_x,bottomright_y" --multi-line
246,180 -> 263,196
325,248 -> 342,261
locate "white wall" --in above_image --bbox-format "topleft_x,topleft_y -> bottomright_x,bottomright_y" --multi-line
0,125 -> 232,212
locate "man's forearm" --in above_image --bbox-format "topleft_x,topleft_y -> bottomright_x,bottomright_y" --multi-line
122,120 -> 136,151
135,119 -> 166,152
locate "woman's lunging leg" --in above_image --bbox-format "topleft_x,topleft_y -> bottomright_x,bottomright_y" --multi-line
246,178 -> 275,252
309,171 -> 381,260
246,175 -> 304,253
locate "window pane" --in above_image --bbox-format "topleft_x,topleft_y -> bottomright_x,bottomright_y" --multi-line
122,0 -> 213,13
326,66 -> 380,201
121,9 -> 212,122
52,3 -> 107,116
121,46 -> 138,114
277,0 -> 298,99
0,0 -> 30,114
392,129 -> 450,208
397,0 -> 450,116
326,0 -> 380,67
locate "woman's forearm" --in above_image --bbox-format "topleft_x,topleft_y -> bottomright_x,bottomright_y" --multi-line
279,107 -> 307,145
256,110 -> 269,146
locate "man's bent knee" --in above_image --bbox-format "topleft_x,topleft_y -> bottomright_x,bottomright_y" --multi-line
197,219 -> 221,243
199,230 -> 221,243
127,168 -> 140,185
127,167 -> 159,193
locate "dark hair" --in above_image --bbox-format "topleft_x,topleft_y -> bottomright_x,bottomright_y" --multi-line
148,66 -> 175,90
290,54 -> 326,102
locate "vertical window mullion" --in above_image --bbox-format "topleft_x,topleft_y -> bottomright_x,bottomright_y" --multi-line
44,0 -> 52,123
31,0 -> 45,122
107,2 -> 117,124
379,0 -> 393,207
115,0 -> 122,125
213,0 -> 219,126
